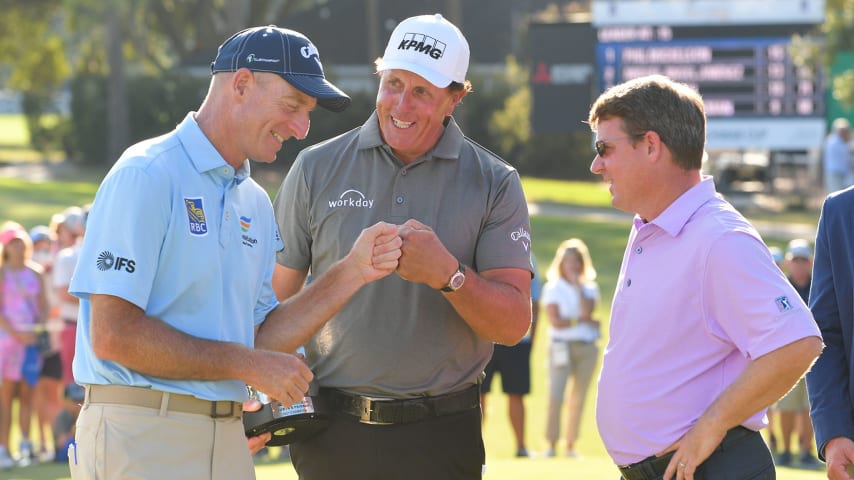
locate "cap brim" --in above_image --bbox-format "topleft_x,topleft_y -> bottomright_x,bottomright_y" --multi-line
376,59 -> 452,88
282,74 -> 351,113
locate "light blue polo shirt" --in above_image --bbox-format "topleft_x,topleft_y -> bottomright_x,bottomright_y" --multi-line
70,113 -> 282,402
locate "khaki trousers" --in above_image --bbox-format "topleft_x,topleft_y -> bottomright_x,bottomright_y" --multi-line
69,402 -> 254,480
546,340 -> 599,445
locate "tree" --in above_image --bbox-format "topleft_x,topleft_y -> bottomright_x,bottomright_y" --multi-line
793,0 -> 854,108
122,0 -> 314,70
822,0 -> 854,107
488,57 -> 531,158
0,1 -> 70,155
0,0 -> 316,162
66,0 -> 316,162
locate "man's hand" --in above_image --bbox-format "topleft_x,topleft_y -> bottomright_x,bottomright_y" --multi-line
243,398 -> 272,455
396,219 -> 455,289
659,420 -> 727,480
244,350 -> 313,409
825,437 -> 854,479
344,221 -> 402,284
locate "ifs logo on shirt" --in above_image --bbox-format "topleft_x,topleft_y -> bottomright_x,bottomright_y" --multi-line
184,197 -> 208,236
96,251 -> 135,273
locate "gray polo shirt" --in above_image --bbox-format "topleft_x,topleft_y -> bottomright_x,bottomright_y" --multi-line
274,111 -> 532,397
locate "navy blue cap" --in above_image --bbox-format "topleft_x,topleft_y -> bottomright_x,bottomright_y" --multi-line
211,25 -> 350,112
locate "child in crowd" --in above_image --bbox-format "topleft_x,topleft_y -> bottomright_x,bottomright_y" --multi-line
53,383 -> 83,463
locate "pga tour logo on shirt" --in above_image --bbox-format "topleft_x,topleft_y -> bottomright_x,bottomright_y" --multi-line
775,295 -> 793,312
184,197 -> 208,236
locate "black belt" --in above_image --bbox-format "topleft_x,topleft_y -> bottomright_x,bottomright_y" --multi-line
618,426 -> 758,480
321,384 -> 480,425
619,451 -> 675,480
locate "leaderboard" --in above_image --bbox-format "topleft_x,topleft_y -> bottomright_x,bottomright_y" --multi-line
596,25 -> 824,120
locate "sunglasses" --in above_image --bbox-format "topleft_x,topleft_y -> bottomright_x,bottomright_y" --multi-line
594,133 -> 646,157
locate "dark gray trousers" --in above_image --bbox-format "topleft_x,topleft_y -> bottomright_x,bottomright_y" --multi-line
619,427 -> 775,480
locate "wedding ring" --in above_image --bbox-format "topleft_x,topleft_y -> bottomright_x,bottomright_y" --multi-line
678,462 -> 687,469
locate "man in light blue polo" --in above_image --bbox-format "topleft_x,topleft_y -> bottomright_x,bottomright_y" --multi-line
68,26 -> 402,480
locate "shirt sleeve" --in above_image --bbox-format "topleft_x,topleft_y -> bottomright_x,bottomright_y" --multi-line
254,201 -> 283,327
69,164 -> 170,310
540,281 -> 559,307
582,281 -> 600,301
474,170 -> 533,273
273,154 -> 312,271
702,230 -> 820,360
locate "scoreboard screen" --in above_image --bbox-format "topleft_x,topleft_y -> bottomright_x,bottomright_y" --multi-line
595,24 -> 826,150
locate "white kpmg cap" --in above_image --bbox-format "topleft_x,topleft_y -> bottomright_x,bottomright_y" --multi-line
376,13 -> 470,88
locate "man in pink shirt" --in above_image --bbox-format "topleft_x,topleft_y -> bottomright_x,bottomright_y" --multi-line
588,74 -> 823,480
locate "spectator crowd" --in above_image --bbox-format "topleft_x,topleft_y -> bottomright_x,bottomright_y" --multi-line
0,205 -> 87,469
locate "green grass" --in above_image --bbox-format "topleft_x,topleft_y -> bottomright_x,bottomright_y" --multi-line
0,169 -> 826,479
0,114 -> 32,146
0,114 -> 65,163
0,113 -> 63,145
0,177 -> 100,230
521,176 -> 613,207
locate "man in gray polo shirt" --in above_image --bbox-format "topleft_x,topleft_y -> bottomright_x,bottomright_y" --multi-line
272,13 -> 533,480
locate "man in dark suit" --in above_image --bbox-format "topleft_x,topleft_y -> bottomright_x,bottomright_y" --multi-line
807,186 -> 854,479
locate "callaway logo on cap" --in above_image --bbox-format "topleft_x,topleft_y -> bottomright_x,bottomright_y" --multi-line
377,13 -> 470,88
211,25 -> 350,112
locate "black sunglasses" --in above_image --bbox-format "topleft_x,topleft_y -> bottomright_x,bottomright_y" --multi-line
594,133 -> 646,157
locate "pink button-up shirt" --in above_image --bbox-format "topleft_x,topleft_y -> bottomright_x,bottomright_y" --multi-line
596,177 -> 821,466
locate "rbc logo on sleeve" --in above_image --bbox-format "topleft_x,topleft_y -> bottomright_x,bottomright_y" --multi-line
184,197 -> 208,236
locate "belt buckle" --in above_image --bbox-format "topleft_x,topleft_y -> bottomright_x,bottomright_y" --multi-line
210,400 -> 236,419
358,396 -> 393,425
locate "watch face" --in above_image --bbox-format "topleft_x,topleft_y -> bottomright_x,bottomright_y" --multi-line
450,271 -> 465,290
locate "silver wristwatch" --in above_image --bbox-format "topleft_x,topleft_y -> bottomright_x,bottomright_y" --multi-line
440,261 -> 466,292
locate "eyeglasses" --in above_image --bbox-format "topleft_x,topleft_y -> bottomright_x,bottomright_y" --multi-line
594,134 -> 645,157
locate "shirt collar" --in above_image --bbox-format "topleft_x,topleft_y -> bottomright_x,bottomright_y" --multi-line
177,112 -> 251,184
636,175 -> 717,237
357,110 -> 464,161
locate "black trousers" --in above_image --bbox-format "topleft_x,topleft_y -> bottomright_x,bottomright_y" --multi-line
620,427 -> 775,480
290,406 -> 484,480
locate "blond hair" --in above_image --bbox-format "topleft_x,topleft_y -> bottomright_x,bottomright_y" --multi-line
546,238 -> 597,284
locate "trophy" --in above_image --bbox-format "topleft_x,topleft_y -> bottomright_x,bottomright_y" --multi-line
243,386 -> 330,446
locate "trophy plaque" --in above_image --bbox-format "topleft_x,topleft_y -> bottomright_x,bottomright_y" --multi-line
243,389 -> 330,446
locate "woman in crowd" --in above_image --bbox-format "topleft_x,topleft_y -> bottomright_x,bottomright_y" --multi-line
0,222 -> 49,468
541,238 -> 600,458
